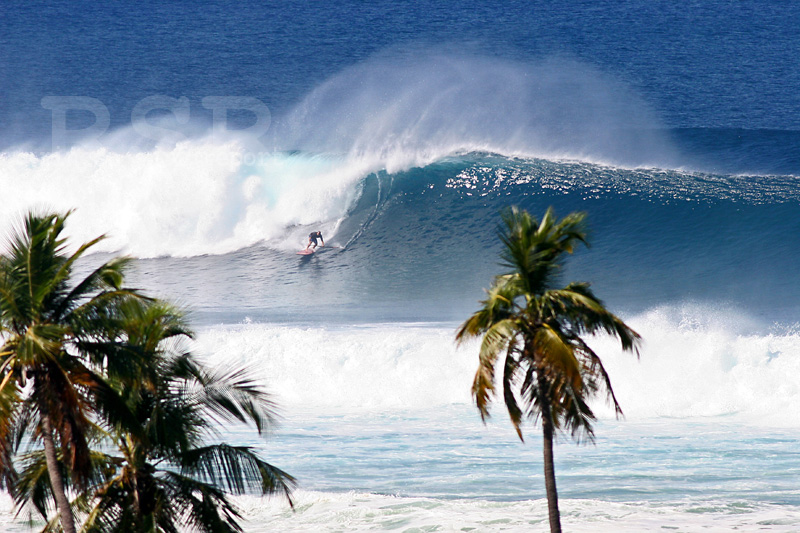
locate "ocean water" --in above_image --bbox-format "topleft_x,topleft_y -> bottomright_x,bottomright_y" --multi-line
3,0 -> 800,530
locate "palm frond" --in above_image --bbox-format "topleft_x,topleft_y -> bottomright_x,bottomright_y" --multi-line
501,346 -> 524,440
181,444 -> 296,503
532,324 -> 581,391
0,378 -> 21,490
13,446 -> 113,522
559,283 -> 642,355
572,337 -> 624,417
470,318 -> 518,421
193,368 -> 279,436
161,471 -> 245,533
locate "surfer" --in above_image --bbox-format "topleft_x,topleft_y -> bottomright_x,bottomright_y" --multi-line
305,231 -> 324,251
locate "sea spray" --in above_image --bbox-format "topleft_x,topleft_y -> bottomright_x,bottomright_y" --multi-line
0,50 -> 683,259
195,323 -> 478,411
5,51 -> 798,261
594,305 -> 800,426
277,52 -> 677,170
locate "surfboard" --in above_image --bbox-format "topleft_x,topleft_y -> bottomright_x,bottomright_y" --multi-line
297,245 -> 342,255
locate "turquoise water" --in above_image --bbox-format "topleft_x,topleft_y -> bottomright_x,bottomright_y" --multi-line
240,409 -> 800,505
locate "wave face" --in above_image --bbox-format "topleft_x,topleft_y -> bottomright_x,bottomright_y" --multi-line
98,151 -> 797,328
2,51 -> 672,258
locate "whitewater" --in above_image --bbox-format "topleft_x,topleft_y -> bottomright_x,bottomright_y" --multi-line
4,1 -> 800,529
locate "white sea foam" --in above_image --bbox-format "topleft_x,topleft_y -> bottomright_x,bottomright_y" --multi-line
5,490 -> 799,533
4,307 -> 800,530
233,491 -> 800,533
0,143 -> 366,257
195,304 -> 800,425
592,304 -> 800,426
195,323 -> 477,411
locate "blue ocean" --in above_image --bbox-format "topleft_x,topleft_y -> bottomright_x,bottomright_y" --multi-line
3,1 -> 800,530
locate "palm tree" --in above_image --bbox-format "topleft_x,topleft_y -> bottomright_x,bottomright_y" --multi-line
0,211 -> 295,532
76,298 -> 296,532
0,211 -> 135,533
15,297 -> 295,532
456,207 -> 641,533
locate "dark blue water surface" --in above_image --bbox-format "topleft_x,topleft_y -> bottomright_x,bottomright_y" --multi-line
3,0 -> 799,140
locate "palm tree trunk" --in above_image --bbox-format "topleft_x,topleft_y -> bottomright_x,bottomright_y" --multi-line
538,375 -> 562,533
40,413 -> 77,533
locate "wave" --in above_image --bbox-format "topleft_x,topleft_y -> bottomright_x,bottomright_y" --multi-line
3,143 -> 798,260
2,51 -> 675,257
5,144 -> 800,328
194,305 -> 800,426
591,304 -> 800,425
3,50 -> 799,259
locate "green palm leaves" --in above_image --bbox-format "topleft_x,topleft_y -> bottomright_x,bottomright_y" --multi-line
76,299 -> 295,533
0,211 -> 133,533
457,206 -> 641,533
458,206 -> 640,439
0,211 -> 293,532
